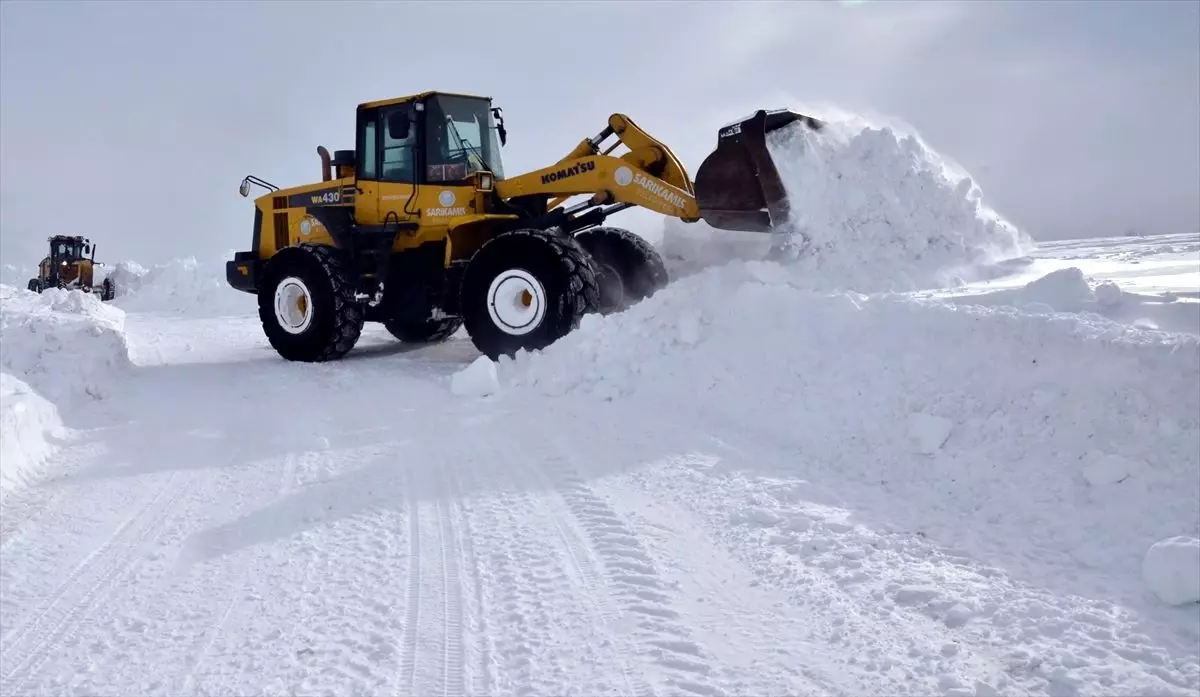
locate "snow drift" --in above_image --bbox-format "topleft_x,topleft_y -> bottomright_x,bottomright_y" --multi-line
499,260 -> 1200,610
0,373 -> 67,493
0,284 -> 133,404
0,285 -> 133,490
107,257 -> 254,317
938,266 -> 1200,336
663,111 -> 1032,292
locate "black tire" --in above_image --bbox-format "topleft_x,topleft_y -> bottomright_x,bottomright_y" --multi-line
26,278 -> 41,293
384,316 -> 463,344
100,277 -> 115,301
574,226 -> 669,313
257,243 -> 364,362
459,228 -> 599,360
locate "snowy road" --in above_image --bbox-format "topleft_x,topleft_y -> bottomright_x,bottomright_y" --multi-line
2,298 -> 1198,697
2,115 -> 1197,696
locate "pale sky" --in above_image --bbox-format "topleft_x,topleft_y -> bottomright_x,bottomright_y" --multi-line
1,0 -> 1197,268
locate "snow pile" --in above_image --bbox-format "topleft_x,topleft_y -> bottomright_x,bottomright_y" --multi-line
1143,536 -> 1200,606
0,284 -> 133,404
450,355 -> 500,397
765,115 -> 1031,292
936,266 -> 1200,336
107,257 -> 253,317
0,373 -> 67,492
502,262 -> 1200,607
663,112 -> 1032,292
0,284 -> 133,491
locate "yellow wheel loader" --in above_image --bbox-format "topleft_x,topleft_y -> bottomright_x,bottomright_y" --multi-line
226,90 -> 823,362
27,235 -> 116,301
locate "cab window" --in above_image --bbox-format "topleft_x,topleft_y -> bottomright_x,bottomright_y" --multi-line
381,106 -> 417,183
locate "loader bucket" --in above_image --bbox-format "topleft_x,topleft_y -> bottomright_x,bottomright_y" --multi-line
694,109 -> 825,232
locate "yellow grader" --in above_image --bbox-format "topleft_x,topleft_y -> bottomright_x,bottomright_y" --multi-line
227,90 -> 823,361
28,234 -> 115,301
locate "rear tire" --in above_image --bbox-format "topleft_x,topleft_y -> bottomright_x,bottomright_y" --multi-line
460,228 -> 598,360
384,316 -> 463,344
257,244 -> 364,362
574,226 -> 669,313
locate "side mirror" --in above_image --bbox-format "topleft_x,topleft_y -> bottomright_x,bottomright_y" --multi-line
387,110 -> 411,141
239,179 -> 250,197
491,107 -> 507,146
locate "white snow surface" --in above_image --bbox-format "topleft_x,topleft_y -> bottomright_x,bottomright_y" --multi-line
1143,537 -> 1200,607
2,113 -> 1199,697
0,373 -> 67,493
0,284 -> 133,404
106,257 -> 255,317
662,112 -> 1031,293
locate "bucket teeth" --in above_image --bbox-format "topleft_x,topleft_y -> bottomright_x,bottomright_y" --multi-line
694,109 -> 824,233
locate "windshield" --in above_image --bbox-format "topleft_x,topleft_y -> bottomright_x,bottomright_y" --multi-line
54,241 -> 81,259
424,94 -> 505,183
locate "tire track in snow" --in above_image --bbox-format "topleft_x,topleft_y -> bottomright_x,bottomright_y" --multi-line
173,450 -> 301,696
532,492 -> 655,697
536,444 -> 722,697
0,469 -> 196,694
394,460 -> 469,697
393,463 -> 422,697
437,495 -> 466,697
446,460 -> 493,697
453,416 -> 664,697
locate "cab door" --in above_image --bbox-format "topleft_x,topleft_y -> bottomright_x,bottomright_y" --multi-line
353,106 -> 382,226
379,104 -> 421,226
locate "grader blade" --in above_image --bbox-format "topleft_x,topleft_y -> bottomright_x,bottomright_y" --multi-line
694,108 -> 825,232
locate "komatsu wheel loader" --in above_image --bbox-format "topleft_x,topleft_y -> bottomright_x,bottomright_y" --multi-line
27,235 -> 116,301
226,90 -> 823,362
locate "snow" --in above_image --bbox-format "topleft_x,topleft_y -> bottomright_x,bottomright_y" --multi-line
0,284 -> 133,404
450,355 -> 500,397
662,112 -> 1032,292
0,285 -> 131,494
1143,537 -> 1200,606
1,108 -> 1198,697
0,373 -> 66,493
107,257 -> 254,318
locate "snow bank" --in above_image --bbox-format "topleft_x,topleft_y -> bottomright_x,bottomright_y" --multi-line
107,257 -> 253,317
0,284 -> 133,491
936,267 -> 1200,336
0,284 -> 133,404
1143,536 -> 1200,606
0,373 -> 67,492
663,111 -> 1032,292
501,262 -> 1200,606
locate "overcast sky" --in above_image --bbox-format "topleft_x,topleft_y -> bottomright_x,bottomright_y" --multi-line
1,0 -> 1197,267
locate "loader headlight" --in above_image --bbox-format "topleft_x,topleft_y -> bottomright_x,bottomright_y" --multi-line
478,173 -> 493,192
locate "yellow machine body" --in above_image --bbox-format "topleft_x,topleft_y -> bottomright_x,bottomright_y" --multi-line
227,89 -> 824,362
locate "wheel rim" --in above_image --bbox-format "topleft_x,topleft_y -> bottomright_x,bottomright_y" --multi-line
274,276 -> 314,335
486,269 -> 546,336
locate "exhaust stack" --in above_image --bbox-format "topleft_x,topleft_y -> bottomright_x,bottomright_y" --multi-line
317,145 -> 332,182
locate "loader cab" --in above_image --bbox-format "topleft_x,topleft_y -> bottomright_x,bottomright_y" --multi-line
354,92 -> 507,187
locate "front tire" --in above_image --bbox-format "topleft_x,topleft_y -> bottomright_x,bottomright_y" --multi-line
574,226 -> 669,313
460,228 -> 599,360
257,244 -> 364,362
100,277 -> 115,301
